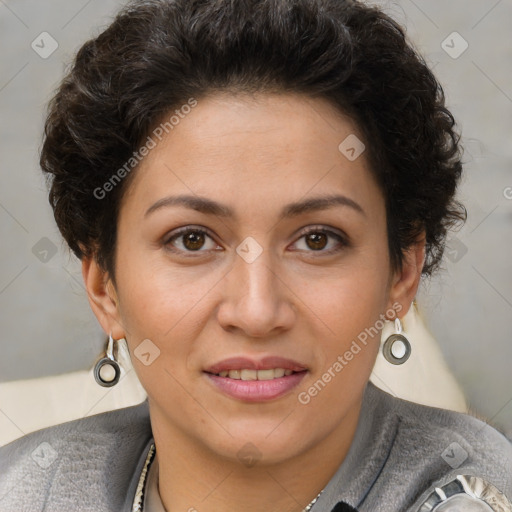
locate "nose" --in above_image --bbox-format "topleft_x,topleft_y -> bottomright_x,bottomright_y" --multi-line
216,247 -> 296,339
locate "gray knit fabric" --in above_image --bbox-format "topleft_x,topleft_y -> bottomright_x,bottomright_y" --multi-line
0,381 -> 510,512
310,382 -> 512,511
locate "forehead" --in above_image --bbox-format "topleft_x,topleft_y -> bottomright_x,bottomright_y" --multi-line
119,92 -> 383,219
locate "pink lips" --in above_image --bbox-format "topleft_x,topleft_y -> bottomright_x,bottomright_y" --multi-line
203,356 -> 308,402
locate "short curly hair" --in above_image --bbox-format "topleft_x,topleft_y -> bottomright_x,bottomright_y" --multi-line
40,0 -> 465,283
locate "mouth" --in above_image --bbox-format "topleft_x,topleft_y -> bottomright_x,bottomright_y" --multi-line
203,356 -> 308,402
205,368 -> 305,380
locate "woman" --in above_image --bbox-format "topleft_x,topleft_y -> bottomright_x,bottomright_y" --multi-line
0,0 -> 511,511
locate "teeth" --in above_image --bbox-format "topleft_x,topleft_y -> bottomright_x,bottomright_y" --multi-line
229,369 -> 241,379
256,369 -> 276,381
216,368 -> 299,380
240,369 -> 258,380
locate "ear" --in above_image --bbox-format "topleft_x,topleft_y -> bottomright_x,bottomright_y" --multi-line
82,256 -> 126,340
386,233 -> 426,318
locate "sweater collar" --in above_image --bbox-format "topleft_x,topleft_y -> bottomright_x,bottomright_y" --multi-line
309,381 -> 399,511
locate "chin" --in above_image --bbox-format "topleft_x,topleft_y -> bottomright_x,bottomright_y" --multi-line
200,419 -> 316,467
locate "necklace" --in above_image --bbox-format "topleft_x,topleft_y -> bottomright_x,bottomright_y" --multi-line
132,443 -> 324,512
303,489 -> 324,511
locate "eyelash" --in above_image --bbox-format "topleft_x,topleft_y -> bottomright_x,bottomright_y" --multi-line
163,225 -> 348,257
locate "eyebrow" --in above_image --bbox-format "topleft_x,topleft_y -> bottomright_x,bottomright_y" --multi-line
144,193 -> 365,220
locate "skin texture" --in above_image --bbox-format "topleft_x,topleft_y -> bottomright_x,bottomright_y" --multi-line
83,92 -> 425,512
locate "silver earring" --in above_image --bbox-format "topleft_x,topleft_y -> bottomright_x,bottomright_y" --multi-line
382,318 -> 411,365
94,333 -> 121,387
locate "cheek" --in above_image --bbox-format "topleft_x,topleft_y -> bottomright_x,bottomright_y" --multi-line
115,244 -> 209,333
113,246 -> 235,385
296,276 -> 387,413
311,277 -> 386,358
113,259 -> 209,400
300,246 -> 390,323
297,255 -> 390,369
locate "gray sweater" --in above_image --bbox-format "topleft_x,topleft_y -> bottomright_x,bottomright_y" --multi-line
0,381 -> 511,511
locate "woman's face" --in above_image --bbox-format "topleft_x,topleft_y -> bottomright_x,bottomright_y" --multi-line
86,92 -> 421,465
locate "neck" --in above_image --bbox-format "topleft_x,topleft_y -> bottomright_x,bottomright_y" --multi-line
148,398 -> 363,512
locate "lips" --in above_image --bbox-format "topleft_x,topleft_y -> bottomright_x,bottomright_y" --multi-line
203,356 -> 308,401
204,356 -> 308,375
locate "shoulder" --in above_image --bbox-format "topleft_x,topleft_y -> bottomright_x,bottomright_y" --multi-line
368,383 -> 512,511
0,399 -> 152,512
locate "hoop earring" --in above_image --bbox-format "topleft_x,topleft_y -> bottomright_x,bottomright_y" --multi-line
382,318 -> 411,365
93,333 -> 121,387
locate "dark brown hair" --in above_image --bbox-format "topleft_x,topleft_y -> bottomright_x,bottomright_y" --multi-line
40,0 -> 466,283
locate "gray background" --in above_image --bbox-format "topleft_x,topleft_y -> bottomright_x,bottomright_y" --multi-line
1,0 -> 511,437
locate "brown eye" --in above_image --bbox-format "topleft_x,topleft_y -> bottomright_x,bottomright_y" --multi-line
305,232 -> 328,250
164,227 -> 219,254
292,227 -> 348,255
182,231 -> 206,251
